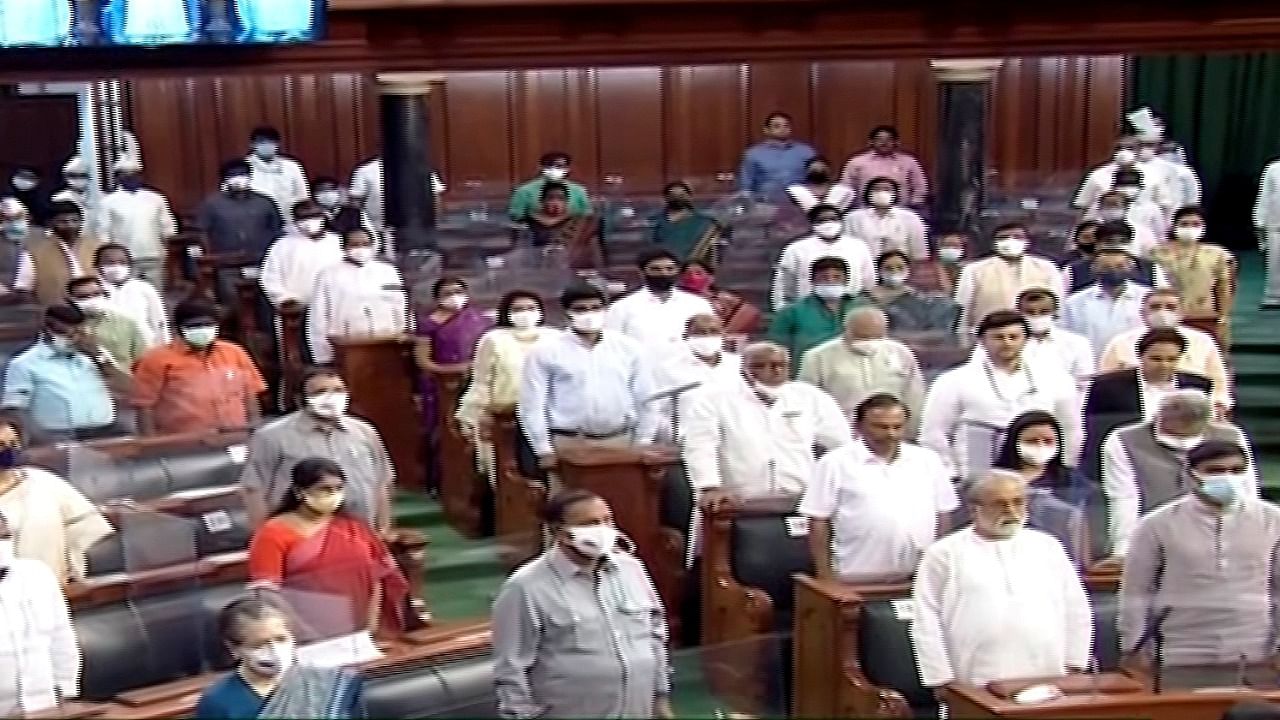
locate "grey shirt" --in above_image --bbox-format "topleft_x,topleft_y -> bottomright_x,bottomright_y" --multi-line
1119,495 -> 1280,665
193,190 -> 283,261
238,412 -> 393,528
492,547 -> 671,719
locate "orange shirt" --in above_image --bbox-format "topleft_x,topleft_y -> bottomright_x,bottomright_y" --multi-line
129,339 -> 266,434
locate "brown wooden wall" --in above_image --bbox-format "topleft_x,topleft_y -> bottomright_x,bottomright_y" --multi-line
127,56 -> 1124,214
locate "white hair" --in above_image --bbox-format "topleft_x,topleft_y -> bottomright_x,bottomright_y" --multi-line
741,340 -> 789,360
1156,389 -> 1212,426
964,469 -> 1026,503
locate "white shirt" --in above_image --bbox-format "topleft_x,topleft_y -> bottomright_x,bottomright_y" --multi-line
0,559 -> 80,717
771,234 -> 876,310
247,154 -> 310,217
650,347 -> 742,443
842,206 -> 930,260
518,330 -> 657,456
306,259 -> 408,364
682,377 -> 852,498
1073,161 -> 1172,212
98,187 -> 177,261
800,440 -> 958,583
1256,159 -> 1280,229
604,288 -> 715,362
1021,328 -> 1095,392
349,158 -> 446,229
103,276 -> 169,344
911,527 -> 1092,687
258,231 -> 344,306
1168,162 -> 1202,209
920,356 -> 1082,478
1060,283 -> 1151,360
1101,425 -> 1259,556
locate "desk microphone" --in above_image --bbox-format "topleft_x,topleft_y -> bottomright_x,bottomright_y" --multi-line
1088,654 -> 1100,696
647,381 -> 701,442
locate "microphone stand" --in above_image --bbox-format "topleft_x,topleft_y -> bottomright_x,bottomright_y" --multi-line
1152,614 -> 1166,694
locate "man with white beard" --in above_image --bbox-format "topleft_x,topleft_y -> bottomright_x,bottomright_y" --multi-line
911,471 -> 1092,689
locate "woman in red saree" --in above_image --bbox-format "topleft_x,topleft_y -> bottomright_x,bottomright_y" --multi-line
247,457 -> 409,647
678,260 -> 763,337
523,181 -> 604,271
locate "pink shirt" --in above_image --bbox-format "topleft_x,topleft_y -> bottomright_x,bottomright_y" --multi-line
839,150 -> 930,206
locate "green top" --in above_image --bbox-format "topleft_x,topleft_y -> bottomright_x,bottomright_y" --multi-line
507,177 -> 593,220
766,294 -> 868,375
88,310 -> 148,370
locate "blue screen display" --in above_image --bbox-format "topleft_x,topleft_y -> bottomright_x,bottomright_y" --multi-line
0,0 -> 325,48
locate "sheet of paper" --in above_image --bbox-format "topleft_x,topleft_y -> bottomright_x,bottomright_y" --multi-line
784,515 -> 809,537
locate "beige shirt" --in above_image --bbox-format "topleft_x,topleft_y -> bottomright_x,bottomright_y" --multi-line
1098,324 -> 1231,407
457,327 -> 558,427
797,337 -> 925,437
0,467 -> 113,583
953,255 -> 1064,334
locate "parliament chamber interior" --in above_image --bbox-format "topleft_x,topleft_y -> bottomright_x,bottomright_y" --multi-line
3,0 -> 1280,718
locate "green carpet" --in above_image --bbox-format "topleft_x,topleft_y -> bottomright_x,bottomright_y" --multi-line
391,490 -> 505,622
1227,252 -> 1280,493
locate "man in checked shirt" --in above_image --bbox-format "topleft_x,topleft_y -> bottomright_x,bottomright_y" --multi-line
491,489 -> 674,719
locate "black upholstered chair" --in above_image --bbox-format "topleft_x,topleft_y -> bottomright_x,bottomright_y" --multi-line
365,655 -> 497,718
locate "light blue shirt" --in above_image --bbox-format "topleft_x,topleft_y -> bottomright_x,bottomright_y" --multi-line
1060,283 -> 1152,361
517,330 -> 657,456
738,140 -> 816,197
1,341 -> 114,431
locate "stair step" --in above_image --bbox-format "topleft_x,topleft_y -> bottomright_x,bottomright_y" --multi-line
1232,353 -> 1280,382
1238,416 -> 1280,451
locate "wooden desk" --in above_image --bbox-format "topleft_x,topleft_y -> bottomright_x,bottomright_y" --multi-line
432,367 -> 487,538
490,407 -> 544,569
942,676 -> 1280,720
333,335 -> 425,491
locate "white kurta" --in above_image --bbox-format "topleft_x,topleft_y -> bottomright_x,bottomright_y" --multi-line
650,348 -> 742,443
603,288 -> 715,365
247,155 -> 309,217
98,188 -> 178,262
0,559 -> 80,717
771,234 -> 877,310
258,231 -> 343,307
0,468 -> 114,583
103,276 -> 169,344
842,206 -> 930,261
910,527 -> 1092,687
306,259 -> 408,363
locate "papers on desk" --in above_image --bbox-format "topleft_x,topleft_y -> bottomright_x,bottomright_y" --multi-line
297,631 -> 383,668
890,599 -> 916,622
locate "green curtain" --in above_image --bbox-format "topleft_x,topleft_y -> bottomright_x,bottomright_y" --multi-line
1129,53 -> 1280,249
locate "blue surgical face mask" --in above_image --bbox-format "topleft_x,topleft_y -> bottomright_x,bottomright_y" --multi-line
2,221 -> 28,241
1198,472 -> 1244,506
0,447 -> 19,469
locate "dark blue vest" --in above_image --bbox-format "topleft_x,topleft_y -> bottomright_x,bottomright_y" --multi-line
1066,256 -> 1158,294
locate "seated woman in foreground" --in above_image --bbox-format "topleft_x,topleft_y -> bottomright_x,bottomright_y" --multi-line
195,594 -> 366,719
856,249 -> 959,335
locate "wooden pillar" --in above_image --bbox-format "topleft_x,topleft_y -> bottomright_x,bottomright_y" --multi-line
490,407 -> 545,569
332,336 -> 425,491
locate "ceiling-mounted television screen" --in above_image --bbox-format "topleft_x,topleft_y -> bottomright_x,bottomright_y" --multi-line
0,0 -> 325,48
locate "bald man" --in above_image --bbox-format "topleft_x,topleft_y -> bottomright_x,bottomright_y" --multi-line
798,306 -> 925,437
682,341 -> 851,510
650,313 -> 742,443
911,471 -> 1092,689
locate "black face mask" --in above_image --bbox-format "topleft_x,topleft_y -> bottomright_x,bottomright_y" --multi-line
806,170 -> 831,184
666,198 -> 692,210
645,274 -> 677,292
1077,242 -> 1097,255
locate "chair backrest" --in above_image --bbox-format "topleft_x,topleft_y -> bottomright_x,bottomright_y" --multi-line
1092,589 -> 1121,671
728,512 -> 814,616
365,655 -> 497,719
857,597 -> 935,713
659,462 -> 693,532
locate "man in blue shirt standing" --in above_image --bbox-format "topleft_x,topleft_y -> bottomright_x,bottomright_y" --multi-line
737,112 -> 816,200
1,305 -> 130,444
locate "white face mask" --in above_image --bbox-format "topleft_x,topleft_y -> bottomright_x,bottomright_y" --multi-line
1114,148 -> 1138,165
306,391 -> 349,419
542,167 -> 568,181
813,283 -> 847,300
0,538 -> 13,568
76,296 -> 110,315
297,217 -> 327,236
566,524 -> 619,558
1018,442 -> 1058,466
1116,185 -> 1140,200
994,237 -> 1027,257
346,246 -> 375,265
65,177 -> 89,191
1148,309 -> 1181,328
509,309 -> 542,330
752,379 -> 784,401
181,325 -> 218,348
881,270 -> 909,287
848,338 -> 886,355
315,190 -> 341,208
253,142 -> 280,159
243,640 -> 295,677
686,335 -> 723,357
1137,146 -> 1157,162
938,246 -> 964,263
440,294 -> 468,311
1156,432 -> 1203,452
1100,207 -> 1127,222
100,264 -> 131,283
11,177 -> 36,191
869,190 -> 896,208
814,221 -> 843,240
1024,314 -> 1055,335
1174,225 -> 1205,242
225,175 -> 252,191
569,310 -> 605,333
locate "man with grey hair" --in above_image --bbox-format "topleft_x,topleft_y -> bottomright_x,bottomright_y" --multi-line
798,305 -> 925,436
682,341 -> 851,511
912,470 -> 1092,689
1101,389 -> 1257,558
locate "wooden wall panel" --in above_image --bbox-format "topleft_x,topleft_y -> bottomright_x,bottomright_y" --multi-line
0,95 -> 80,185
124,56 -> 1124,214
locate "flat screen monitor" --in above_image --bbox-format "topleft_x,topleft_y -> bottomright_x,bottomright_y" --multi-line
0,0 -> 325,48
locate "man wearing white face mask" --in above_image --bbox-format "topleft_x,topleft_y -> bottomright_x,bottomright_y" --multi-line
1119,440 -> 1280,687
1012,288 -> 1093,394
1092,187 -> 1163,258
911,471 -> 1092,690
1074,135 -> 1170,214
798,306 -> 924,436
97,157 -> 176,285
507,151 -> 591,221
772,204 -> 875,311
0,197 -> 37,306
95,243 -> 169,344
50,156 -> 104,233
259,200 -> 344,367
0,511 -> 81,718
240,367 -> 395,531
245,126 -> 309,218
650,313 -> 741,443
682,341 -> 851,509
1101,390 -> 1256,558
66,275 -> 150,368
842,176 -> 929,260
519,284 -> 658,474
493,489 -> 673,719
953,222 -> 1064,337
307,227 -> 407,365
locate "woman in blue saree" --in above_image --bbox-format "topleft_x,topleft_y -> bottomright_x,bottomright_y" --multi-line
195,594 -> 366,719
